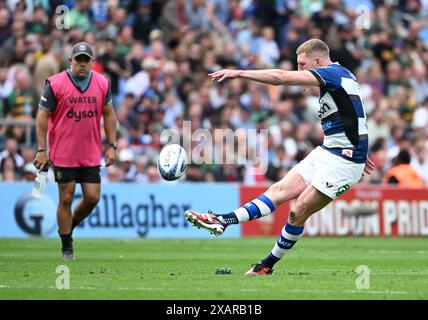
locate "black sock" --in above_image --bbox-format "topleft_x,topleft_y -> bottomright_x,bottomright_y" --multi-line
218,212 -> 239,225
59,232 -> 73,250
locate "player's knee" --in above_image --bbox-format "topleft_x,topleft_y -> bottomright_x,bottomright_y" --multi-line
84,193 -> 100,206
266,183 -> 284,202
59,193 -> 74,208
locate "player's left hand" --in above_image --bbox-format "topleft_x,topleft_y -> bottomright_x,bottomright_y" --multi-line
105,148 -> 116,167
364,157 -> 375,175
208,69 -> 241,82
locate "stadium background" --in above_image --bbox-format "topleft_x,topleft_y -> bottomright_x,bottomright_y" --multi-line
0,0 -> 427,186
1,0 -> 428,301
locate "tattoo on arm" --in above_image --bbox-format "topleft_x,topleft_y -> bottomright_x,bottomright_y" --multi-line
289,211 -> 296,223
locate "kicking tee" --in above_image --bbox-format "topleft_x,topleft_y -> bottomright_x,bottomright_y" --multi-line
309,63 -> 368,163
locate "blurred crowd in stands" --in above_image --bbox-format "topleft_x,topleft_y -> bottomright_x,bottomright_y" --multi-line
0,0 -> 428,187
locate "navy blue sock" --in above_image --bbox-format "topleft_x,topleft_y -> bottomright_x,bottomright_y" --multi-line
221,194 -> 276,225
261,253 -> 280,269
261,222 -> 305,269
218,212 -> 239,225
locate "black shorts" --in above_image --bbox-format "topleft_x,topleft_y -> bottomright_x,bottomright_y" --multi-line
53,166 -> 101,184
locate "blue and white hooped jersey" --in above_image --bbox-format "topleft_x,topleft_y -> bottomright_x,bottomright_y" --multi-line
309,63 -> 368,163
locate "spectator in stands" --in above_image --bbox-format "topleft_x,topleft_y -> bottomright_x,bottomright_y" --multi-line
103,6 -> 127,40
5,66 -> 36,142
33,33 -> 61,97
259,27 -> 280,67
411,139 -> 428,186
66,0 -> 92,33
0,7 -> 11,46
1,169 -> 16,181
185,0 -> 210,31
20,145 -> 34,165
21,162 -> 37,181
146,163 -> 161,182
128,0 -> 159,44
368,106 -> 390,148
105,165 -> 124,182
0,54 -> 12,100
0,152 -> 20,181
6,67 -> 35,118
412,98 -> 428,136
118,148 -> 137,182
30,6 -> 49,34
0,137 -> 24,171
365,138 -> 388,184
161,0 -> 188,47
0,57 -> 12,134
384,149 -> 424,188
97,38 -> 129,109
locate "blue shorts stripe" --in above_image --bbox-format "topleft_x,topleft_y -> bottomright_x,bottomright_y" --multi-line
258,194 -> 276,212
285,223 -> 304,235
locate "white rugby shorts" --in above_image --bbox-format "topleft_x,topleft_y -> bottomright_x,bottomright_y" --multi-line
295,146 -> 365,199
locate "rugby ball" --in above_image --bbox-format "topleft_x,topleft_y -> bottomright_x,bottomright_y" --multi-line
157,144 -> 187,181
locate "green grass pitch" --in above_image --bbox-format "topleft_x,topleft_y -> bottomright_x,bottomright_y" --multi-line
0,237 -> 427,300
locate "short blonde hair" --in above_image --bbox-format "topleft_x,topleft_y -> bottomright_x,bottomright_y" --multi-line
296,39 -> 329,57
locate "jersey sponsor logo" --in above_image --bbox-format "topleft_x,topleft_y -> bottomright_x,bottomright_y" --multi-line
68,96 -> 97,104
342,149 -> 353,158
55,169 -> 62,180
336,184 -> 350,197
322,121 -> 332,131
318,103 -> 331,118
67,107 -> 98,122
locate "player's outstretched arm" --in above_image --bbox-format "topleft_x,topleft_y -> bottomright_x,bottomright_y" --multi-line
209,69 -> 320,86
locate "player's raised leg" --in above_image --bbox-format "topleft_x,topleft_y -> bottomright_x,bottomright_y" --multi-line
184,167 -> 307,235
245,185 -> 332,275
